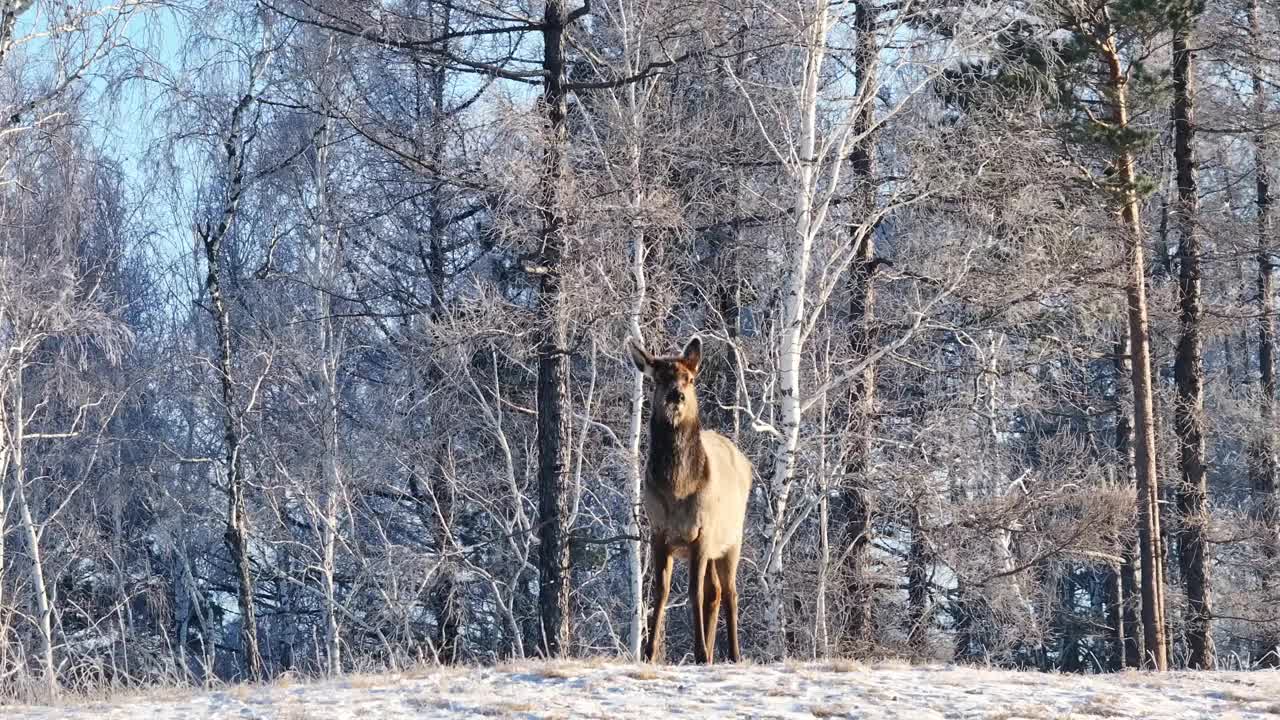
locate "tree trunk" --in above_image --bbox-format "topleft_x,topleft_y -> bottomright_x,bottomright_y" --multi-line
313,112 -> 345,676
906,498 -> 929,656
200,85 -> 263,679
9,375 -> 56,696
1250,0 -> 1280,668
429,462 -> 461,663
1103,561 -> 1124,672
204,230 -> 263,681
763,0 -> 830,659
1100,26 -> 1168,671
624,203 -> 647,661
1170,19 -> 1215,670
619,20 -> 653,657
319,286 -> 342,676
0,1 -> 33,68
535,0 -> 573,658
1113,335 -> 1143,668
838,0 -> 879,656
816,397 -> 832,656
0,412 -> 8,679
422,4 -> 465,663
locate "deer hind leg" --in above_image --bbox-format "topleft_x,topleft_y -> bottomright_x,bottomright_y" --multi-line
702,560 -> 722,664
718,545 -> 742,662
644,537 -> 674,663
689,543 -> 711,663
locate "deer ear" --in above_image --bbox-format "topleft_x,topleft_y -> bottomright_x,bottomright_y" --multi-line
626,338 -> 654,377
681,336 -> 702,375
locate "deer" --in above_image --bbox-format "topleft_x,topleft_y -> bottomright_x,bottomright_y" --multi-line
626,335 -> 752,664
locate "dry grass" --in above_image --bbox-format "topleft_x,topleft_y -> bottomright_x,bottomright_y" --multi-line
622,667 -> 661,681
341,673 -> 405,689
1071,695 -> 1125,717
401,664 -> 458,680
858,686 -> 896,702
18,660 -> 1280,720
764,684 -> 797,697
270,671 -> 306,690
406,696 -> 540,718
529,665 -> 580,680
982,705 -> 1061,720
402,697 -> 450,713
869,657 -> 912,671
475,700 -> 539,716
34,681 -> 208,710
1003,672 -> 1052,686
500,656 -> 617,674
820,658 -> 865,674
497,659 -> 601,681
96,685 -> 201,705
1210,687 -> 1268,704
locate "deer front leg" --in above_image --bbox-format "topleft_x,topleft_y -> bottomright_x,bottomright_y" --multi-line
719,545 -> 742,662
702,561 -> 721,664
689,543 -> 710,663
644,536 -> 674,663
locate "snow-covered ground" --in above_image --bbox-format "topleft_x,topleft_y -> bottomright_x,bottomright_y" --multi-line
6,659 -> 1280,719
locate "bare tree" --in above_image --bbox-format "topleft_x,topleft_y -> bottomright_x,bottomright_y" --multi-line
1170,5 -> 1214,671
195,44 -> 274,680
837,0 -> 882,655
1248,0 -> 1280,668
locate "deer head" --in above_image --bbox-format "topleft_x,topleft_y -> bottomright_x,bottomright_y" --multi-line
626,336 -> 703,426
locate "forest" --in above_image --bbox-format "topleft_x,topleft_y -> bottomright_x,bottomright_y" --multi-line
0,0 -> 1278,700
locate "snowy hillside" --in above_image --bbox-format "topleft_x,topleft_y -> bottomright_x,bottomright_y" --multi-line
6,660 -> 1280,719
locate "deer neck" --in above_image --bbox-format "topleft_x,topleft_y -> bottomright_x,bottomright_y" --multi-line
648,404 -> 707,499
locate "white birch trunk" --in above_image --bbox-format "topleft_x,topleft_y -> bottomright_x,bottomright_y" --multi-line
10,369 -> 56,695
624,91 -> 648,659
0,380 -> 9,677
814,383 -> 830,658
625,268 -> 647,659
319,327 -> 342,676
762,2 -> 830,658
616,6 -> 653,656
320,346 -> 341,676
311,112 -> 343,677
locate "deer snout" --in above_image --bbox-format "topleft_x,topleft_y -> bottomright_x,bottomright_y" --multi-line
665,388 -> 682,406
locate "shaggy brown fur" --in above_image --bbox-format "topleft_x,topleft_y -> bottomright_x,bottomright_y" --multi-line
627,336 -> 753,664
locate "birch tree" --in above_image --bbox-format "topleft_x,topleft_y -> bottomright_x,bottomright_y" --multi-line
724,0 -> 988,656
0,160 -> 132,697
194,38 -> 275,681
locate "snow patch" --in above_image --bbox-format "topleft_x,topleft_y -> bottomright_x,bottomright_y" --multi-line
6,660 -> 1280,719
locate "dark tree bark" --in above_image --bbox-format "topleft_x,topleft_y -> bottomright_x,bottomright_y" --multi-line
906,500 -> 929,655
1102,561 -> 1124,672
425,0 -> 463,663
534,0 -> 574,659
1113,336 -> 1143,669
0,1 -> 33,68
432,504 -> 463,663
1250,0 -> 1280,669
1170,18 -> 1215,670
199,87 -> 263,679
838,0 -> 880,657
